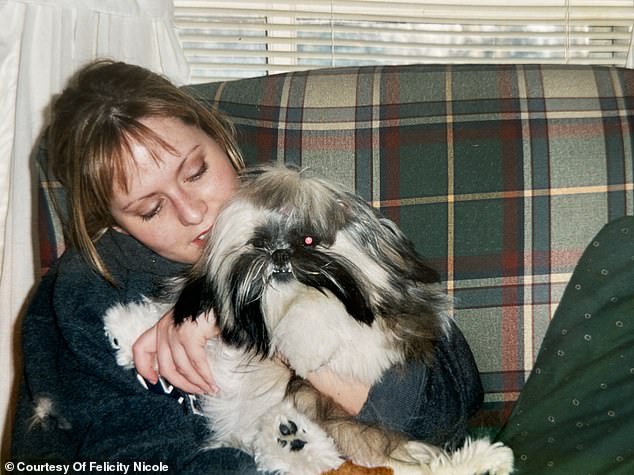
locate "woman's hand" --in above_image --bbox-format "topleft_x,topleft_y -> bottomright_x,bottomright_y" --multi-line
132,310 -> 219,395
306,367 -> 370,416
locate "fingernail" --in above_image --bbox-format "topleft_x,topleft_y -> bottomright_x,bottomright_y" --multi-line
136,374 -> 149,389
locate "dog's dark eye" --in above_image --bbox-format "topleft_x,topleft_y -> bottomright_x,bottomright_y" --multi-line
250,236 -> 268,249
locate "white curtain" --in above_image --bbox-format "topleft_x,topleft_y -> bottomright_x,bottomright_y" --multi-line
0,0 -> 189,453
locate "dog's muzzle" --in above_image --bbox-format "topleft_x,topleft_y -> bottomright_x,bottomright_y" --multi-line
271,248 -> 293,281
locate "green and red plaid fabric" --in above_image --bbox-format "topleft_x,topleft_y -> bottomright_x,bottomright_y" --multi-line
38,63 -> 634,426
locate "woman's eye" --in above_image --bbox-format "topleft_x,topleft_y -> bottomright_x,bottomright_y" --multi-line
141,203 -> 162,221
187,161 -> 208,182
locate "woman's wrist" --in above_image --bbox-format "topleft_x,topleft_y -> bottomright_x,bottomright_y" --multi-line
306,367 -> 370,415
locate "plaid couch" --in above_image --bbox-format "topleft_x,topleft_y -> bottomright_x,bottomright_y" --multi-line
38,63 -> 634,429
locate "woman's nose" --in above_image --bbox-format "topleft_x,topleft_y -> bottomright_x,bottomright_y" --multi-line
175,190 -> 207,225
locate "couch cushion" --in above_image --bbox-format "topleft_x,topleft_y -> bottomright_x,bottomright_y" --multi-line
497,216 -> 634,473
38,63 -> 634,426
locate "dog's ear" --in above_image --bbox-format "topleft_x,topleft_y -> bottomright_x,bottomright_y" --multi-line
172,275 -> 215,326
340,192 -> 441,285
378,217 -> 440,284
378,218 -> 440,284
219,295 -> 270,357
294,247 -> 374,326
215,252 -> 271,357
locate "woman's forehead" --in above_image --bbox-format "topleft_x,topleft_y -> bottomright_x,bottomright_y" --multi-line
113,124 -> 177,191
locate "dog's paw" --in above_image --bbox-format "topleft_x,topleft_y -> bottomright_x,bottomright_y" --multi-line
430,438 -> 514,475
392,441 -> 445,466
103,299 -> 169,368
276,419 -> 307,452
252,401 -> 342,475
385,441 -> 442,475
386,438 -> 514,475
457,440 -> 514,475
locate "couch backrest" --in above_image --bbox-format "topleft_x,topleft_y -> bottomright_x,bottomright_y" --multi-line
38,63 -> 634,424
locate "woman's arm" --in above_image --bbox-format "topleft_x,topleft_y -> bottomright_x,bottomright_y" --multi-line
305,367 -> 370,415
136,306 -> 482,449
136,309 -> 372,412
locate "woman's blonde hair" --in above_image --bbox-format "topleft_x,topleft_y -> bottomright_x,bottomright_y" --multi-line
48,59 -> 244,284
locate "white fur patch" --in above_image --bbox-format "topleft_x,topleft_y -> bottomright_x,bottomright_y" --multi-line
202,199 -> 264,274
394,438 -> 515,475
199,341 -> 291,451
263,282 -> 402,383
28,397 -> 71,431
103,299 -> 169,368
329,232 -> 393,304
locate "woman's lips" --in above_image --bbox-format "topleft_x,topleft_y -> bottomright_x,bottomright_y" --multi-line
193,227 -> 211,246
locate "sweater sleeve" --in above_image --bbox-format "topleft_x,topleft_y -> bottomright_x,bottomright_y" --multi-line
11,250 -> 261,475
356,321 -> 484,448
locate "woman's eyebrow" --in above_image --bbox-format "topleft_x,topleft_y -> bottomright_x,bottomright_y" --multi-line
121,192 -> 158,212
179,144 -> 201,169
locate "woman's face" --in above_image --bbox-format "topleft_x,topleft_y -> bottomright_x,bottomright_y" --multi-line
110,116 -> 238,264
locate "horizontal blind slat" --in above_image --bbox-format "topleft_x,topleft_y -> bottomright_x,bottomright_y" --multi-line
175,5 -> 634,19
182,43 -> 631,55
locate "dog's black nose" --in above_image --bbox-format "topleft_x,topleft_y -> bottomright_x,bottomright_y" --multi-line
271,248 -> 291,267
271,249 -> 293,281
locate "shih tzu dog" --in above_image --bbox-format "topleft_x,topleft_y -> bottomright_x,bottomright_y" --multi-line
104,166 -> 514,475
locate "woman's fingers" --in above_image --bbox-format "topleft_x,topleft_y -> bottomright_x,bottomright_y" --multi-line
133,310 -> 219,395
182,337 -> 218,393
156,338 -> 211,394
131,325 -> 159,384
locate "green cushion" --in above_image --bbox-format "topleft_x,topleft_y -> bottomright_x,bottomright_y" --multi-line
497,216 -> 634,474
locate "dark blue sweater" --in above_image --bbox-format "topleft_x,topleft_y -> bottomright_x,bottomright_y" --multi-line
11,229 -> 482,473
11,230 -> 260,474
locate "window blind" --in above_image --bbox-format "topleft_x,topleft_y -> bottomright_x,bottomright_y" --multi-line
173,0 -> 634,83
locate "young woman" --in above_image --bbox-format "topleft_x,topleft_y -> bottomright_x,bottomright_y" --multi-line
11,59 -> 483,473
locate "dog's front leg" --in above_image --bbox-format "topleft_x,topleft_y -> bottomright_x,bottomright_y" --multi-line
286,378 -> 516,475
266,285 -> 347,377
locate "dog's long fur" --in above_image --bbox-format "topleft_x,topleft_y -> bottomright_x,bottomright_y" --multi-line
104,166 -> 513,475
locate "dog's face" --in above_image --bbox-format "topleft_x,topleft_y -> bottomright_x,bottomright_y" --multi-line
173,167 -> 444,359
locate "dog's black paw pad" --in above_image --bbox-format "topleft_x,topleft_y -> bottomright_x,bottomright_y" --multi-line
289,439 -> 306,451
279,421 -> 298,436
277,420 -> 306,452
